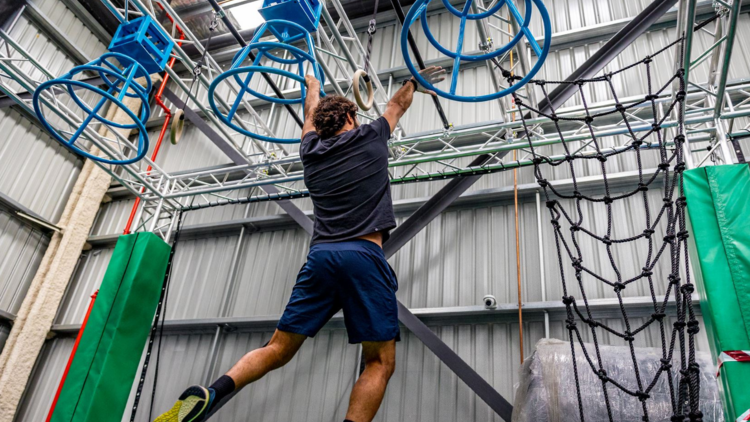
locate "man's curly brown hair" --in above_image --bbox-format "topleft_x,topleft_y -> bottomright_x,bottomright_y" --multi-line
313,95 -> 357,139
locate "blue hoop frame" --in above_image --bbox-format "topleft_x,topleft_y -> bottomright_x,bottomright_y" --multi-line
32,53 -> 151,164
208,20 -> 325,144
402,0 -> 552,102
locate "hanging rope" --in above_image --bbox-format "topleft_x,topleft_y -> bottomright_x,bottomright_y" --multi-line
172,12 -> 220,143
128,210 -> 186,421
353,0 -> 378,111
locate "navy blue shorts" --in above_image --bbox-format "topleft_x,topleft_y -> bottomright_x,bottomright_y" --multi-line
277,239 -> 400,344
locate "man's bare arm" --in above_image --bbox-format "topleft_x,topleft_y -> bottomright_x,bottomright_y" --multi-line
383,66 -> 446,134
302,75 -> 320,139
383,79 -> 417,134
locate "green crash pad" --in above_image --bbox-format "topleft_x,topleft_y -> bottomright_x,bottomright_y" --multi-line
684,164 -> 750,421
50,232 -> 171,422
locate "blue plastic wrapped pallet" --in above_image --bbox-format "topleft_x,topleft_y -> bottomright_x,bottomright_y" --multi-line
259,0 -> 322,33
108,15 -> 175,74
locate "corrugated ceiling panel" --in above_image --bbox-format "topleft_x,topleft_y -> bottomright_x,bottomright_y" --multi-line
391,200 -> 543,308
30,0 -> 107,61
127,333 -> 215,422
209,328 -> 357,422
164,235 -> 240,320
89,198 -> 137,237
228,228 -> 310,317
0,108 -> 82,223
13,337 -> 75,422
0,209 -> 49,315
55,247 -> 114,325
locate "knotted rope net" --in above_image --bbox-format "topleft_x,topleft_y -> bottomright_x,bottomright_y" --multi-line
504,36 -> 703,421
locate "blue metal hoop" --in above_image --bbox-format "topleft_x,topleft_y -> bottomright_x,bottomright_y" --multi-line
32,53 -> 151,164
208,20 -> 325,144
402,0 -> 551,102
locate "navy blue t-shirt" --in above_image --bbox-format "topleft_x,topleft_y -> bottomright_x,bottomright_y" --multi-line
300,117 -> 396,245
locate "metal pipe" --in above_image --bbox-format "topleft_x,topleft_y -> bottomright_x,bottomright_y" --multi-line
45,290 -> 98,422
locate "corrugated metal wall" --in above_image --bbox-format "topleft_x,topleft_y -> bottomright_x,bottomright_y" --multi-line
13,0 -> 745,420
0,208 -> 49,316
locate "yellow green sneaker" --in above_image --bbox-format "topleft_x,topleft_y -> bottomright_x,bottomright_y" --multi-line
153,385 -> 213,422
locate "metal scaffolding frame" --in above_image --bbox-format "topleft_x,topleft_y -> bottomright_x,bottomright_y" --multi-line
0,0 -> 746,419
0,0 -> 745,215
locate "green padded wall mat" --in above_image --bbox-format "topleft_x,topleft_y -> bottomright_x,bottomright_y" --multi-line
50,232 -> 171,422
684,164 -> 750,421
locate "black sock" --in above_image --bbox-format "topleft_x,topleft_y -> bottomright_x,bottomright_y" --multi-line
209,375 -> 236,404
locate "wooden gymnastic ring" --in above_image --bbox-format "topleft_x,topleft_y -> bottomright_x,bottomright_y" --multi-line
170,109 -> 185,145
352,69 -> 374,111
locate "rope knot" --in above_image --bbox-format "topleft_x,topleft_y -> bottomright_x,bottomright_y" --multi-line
658,162 -> 670,170
566,319 -> 577,330
602,236 -> 612,246
562,295 -> 575,305
638,183 -> 649,192
676,90 -> 686,101
603,196 -> 613,204
596,369 -> 609,382
533,157 -> 545,165
652,123 -> 662,131
652,312 -> 666,321
681,284 -> 695,294
643,228 -> 655,237
596,153 -> 607,163
687,320 -> 700,334
614,282 -> 626,292
615,103 -> 625,112
635,390 -> 650,401
584,116 -> 594,124
668,274 -> 681,284
546,200 -> 557,209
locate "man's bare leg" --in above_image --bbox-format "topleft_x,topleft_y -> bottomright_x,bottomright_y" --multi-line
345,340 -> 396,422
226,329 -> 307,387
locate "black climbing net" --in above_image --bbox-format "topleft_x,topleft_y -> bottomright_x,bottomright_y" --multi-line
501,37 -> 702,421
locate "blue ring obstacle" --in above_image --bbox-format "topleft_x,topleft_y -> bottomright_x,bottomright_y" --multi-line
32,53 -> 152,165
401,0 -> 552,102
208,20 -> 325,144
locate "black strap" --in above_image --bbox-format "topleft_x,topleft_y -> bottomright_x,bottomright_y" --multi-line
363,0 -> 379,79
183,14 -> 219,112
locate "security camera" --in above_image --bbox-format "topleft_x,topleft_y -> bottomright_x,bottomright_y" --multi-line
483,295 -> 497,309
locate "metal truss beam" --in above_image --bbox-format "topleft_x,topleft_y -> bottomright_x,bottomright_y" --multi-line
50,295 -> 701,336
88,168 -> 667,247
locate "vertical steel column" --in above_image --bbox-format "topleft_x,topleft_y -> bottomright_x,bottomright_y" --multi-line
673,0 -> 697,168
